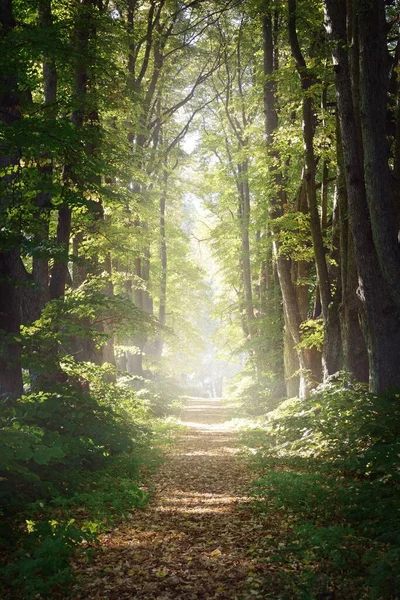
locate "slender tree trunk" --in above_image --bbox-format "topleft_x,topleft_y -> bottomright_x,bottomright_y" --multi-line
155,169 -> 168,359
263,11 -> 316,398
0,0 -> 23,398
50,0 -> 90,301
238,159 -> 254,335
283,313 -> 300,397
32,0 -> 57,315
287,0 -> 331,322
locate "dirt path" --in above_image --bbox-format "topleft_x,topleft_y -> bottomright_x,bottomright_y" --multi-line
74,398 -> 272,599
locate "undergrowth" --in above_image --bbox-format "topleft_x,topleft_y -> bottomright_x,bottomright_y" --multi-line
0,360 -> 182,600
241,374 -> 400,599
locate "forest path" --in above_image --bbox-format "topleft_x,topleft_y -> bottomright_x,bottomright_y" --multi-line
74,397 -> 272,599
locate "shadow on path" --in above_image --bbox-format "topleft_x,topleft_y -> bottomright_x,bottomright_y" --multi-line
73,398 -> 272,600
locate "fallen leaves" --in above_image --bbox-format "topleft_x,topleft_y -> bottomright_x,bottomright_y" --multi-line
71,398 -> 281,599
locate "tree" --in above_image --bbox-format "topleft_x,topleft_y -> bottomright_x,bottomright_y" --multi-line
324,0 -> 400,392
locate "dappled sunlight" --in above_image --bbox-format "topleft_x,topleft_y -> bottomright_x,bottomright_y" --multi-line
73,397 -> 270,600
154,504 -> 232,514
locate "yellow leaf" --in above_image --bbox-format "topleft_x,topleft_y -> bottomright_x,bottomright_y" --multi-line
155,568 -> 169,578
210,548 -> 222,557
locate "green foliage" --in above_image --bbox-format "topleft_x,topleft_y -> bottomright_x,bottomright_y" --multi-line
134,378 -> 185,418
227,362 -> 283,416
244,374 -> 400,479
242,376 -> 400,599
0,351 -> 160,598
272,212 -> 314,262
297,318 -> 324,351
1,519 -> 87,600
0,449 -> 155,599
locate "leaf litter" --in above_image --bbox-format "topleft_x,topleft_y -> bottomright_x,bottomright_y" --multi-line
71,397 -> 282,599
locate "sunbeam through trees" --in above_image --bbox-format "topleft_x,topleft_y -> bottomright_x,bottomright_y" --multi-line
1,0 -> 400,598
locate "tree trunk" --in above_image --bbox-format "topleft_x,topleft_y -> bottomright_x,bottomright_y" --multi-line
50,0 -> 90,300
31,0 -> 57,316
336,115 -> 368,381
155,168 -> 168,360
0,0 -> 23,398
0,251 -> 24,399
283,314 -> 300,397
238,159 -> 255,336
325,0 -> 400,392
263,11 -> 317,398
357,0 -> 400,308
287,0 -> 332,323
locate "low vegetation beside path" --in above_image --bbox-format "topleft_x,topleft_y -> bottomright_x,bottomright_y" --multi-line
0,366 -> 183,600
240,376 -> 400,600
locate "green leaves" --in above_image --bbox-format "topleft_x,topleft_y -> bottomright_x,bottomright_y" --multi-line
244,377 -> 400,599
32,444 -> 65,466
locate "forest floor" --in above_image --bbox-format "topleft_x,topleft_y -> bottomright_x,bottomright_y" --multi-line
72,397 -> 275,599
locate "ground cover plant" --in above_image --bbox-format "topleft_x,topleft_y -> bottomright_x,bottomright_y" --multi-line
241,375 -> 400,599
0,355 -> 182,600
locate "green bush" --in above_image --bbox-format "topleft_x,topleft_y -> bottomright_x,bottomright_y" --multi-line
1,519 -> 88,600
244,374 -> 400,480
243,375 -> 400,600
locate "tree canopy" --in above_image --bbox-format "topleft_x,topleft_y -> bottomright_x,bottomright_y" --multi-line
1,0 -> 400,597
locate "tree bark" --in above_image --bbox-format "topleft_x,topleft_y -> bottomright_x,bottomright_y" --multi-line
325,0 -> 400,392
263,11 -> 317,398
0,251 -> 24,399
336,115 -> 368,381
154,168 -> 168,359
0,0 -> 23,398
31,0 -> 58,315
357,0 -> 400,309
287,0 -> 332,322
50,0 -> 94,302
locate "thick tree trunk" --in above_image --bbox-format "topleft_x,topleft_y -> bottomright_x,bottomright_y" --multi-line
325,0 -> 400,392
263,11 -> 318,398
336,117 -> 368,381
357,0 -> 400,309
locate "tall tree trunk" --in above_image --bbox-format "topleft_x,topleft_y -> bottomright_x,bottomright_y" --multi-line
0,0 -> 23,398
154,168 -> 168,360
32,0 -> 57,315
336,116 -> 368,381
238,159 -> 254,336
357,0 -> 400,308
49,204 -> 72,300
263,11 -> 316,398
325,0 -> 400,392
0,251 -> 24,399
50,0 -> 90,301
287,0 -> 331,323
